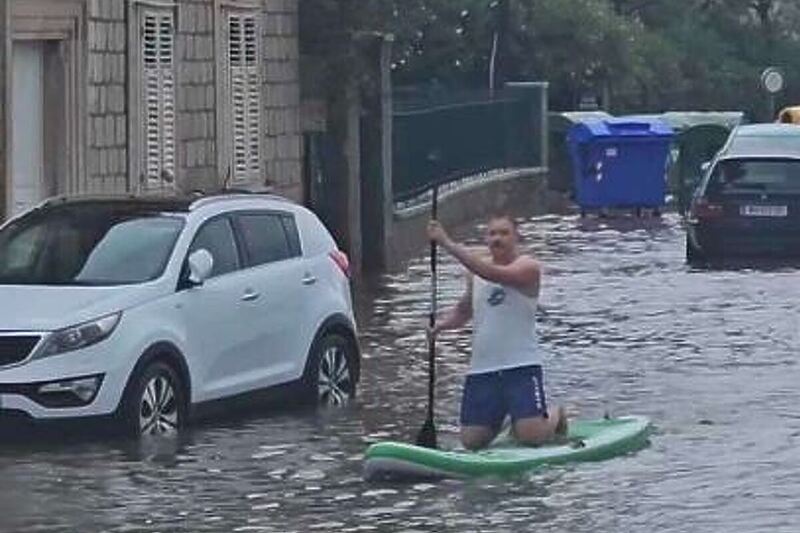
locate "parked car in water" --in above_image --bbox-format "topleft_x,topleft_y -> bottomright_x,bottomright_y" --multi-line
686,124 -> 800,264
0,193 -> 359,437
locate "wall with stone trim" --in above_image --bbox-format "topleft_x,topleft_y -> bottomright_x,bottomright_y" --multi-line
2,0 -> 302,211
262,0 -> 302,201
0,1 -> 6,212
176,0 -> 218,193
86,0 -> 128,194
82,0 -> 302,198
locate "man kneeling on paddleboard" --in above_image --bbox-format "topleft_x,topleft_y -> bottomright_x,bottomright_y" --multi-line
427,213 -> 567,451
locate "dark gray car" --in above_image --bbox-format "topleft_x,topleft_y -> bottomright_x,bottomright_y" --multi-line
686,124 -> 800,264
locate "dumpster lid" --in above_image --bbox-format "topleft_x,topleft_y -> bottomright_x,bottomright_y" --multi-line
621,112 -> 744,132
568,118 -> 674,143
549,111 -> 613,133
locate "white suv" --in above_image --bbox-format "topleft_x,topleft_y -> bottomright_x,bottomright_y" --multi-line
0,193 -> 359,436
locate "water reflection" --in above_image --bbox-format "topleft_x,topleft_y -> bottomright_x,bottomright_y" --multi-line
2,213 -> 800,532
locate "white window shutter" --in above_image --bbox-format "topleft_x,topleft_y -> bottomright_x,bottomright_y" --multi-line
244,17 -> 260,178
229,13 -> 261,184
142,11 -> 176,190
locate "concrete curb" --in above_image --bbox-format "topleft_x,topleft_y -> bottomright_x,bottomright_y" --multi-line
383,168 -> 551,271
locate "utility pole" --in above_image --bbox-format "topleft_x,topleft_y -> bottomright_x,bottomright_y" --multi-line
752,0 -> 775,62
489,0 -> 510,97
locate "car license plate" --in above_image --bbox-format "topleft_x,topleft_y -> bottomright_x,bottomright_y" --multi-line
740,205 -> 788,217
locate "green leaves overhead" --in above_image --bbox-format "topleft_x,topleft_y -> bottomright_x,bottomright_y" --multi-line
300,0 -> 800,115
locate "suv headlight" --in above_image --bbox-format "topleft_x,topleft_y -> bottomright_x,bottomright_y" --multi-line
40,313 -> 122,357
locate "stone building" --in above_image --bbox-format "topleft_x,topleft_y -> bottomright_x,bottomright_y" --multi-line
0,0 -> 302,219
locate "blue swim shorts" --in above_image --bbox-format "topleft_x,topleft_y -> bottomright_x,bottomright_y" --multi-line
460,364 -> 549,431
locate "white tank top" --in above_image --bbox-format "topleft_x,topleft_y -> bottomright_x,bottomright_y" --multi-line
470,275 -> 541,374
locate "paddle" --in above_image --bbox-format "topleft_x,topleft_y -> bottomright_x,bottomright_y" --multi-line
416,185 -> 439,449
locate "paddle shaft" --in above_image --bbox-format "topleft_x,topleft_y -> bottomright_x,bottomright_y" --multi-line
415,185 -> 438,448
426,187 -> 438,423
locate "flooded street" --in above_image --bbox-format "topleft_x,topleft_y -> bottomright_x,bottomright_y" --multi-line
2,212 -> 800,532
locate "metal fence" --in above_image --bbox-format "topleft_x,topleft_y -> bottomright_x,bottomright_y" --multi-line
392,83 -> 548,203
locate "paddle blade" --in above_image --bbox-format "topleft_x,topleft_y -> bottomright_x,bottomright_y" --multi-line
415,418 -> 437,449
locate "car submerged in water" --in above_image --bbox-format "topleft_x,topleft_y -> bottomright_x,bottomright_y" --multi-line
686,124 -> 800,264
0,193 -> 360,437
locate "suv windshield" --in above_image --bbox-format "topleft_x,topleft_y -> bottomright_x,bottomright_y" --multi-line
0,206 -> 185,286
708,158 -> 800,195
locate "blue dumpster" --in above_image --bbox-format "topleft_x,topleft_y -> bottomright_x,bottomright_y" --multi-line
567,118 -> 674,211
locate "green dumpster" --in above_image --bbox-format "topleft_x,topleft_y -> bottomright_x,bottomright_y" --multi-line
673,123 -> 736,214
665,113 -> 744,214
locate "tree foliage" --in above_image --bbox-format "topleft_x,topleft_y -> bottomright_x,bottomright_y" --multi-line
299,0 -> 800,117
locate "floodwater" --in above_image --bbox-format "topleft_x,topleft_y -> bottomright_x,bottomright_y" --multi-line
2,212 -> 800,532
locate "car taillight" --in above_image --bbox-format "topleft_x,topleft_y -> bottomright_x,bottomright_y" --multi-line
329,250 -> 351,278
690,198 -> 724,220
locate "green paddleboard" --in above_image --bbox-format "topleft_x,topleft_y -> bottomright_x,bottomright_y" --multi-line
364,415 -> 651,480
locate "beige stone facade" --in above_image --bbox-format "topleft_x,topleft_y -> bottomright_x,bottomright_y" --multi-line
0,0 -> 302,219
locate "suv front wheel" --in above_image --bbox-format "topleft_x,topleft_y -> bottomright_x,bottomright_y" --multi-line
120,361 -> 187,437
303,333 -> 357,407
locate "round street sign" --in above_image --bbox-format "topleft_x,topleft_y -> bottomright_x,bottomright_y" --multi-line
761,67 -> 785,94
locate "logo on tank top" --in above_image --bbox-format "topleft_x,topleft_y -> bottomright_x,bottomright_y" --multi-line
487,286 -> 506,306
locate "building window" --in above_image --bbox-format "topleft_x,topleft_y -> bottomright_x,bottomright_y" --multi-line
141,9 -> 176,189
227,13 -> 261,184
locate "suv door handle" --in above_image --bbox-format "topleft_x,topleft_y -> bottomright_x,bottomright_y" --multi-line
241,290 -> 260,301
302,274 -> 317,285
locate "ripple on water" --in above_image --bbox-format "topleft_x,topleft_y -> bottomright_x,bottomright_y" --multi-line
3,214 -> 800,533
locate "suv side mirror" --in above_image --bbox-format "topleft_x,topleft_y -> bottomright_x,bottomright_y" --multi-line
700,161 -> 712,173
187,249 -> 214,286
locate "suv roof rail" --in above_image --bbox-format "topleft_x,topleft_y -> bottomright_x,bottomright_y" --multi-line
30,190 -> 294,213
219,187 -> 273,194
189,189 -> 294,210
42,192 -> 140,206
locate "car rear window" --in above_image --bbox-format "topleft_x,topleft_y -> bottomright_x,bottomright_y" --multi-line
280,216 -> 302,257
729,135 -> 800,156
237,212 -> 301,267
709,158 -> 800,194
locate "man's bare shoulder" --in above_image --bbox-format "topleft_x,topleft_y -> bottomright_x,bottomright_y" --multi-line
512,254 -> 542,270
510,255 -> 541,294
